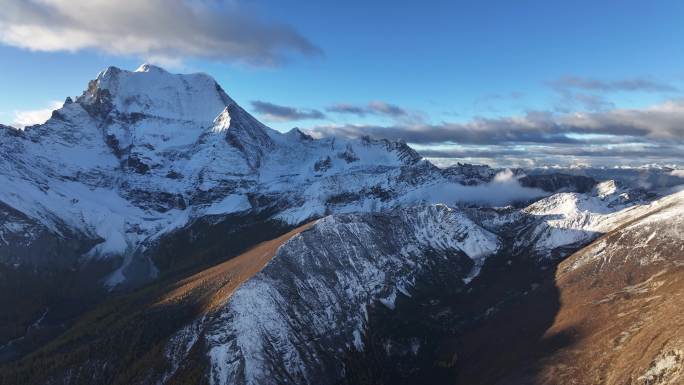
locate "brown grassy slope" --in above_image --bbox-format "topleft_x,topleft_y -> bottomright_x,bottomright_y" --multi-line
530,207 -> 684,385
456,201 -> 684,385
0,221 -> 315,385
157,220 -> 316,311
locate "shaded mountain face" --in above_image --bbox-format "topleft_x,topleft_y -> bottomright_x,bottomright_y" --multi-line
181,205 -> 500,385
2,168 -> 675,385
0,205 -> 501,385
2,64 -> 681,385
450,189 -> 684,385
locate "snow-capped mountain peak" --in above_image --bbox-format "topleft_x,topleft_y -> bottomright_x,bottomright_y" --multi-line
134,63 -> 168,73
2,64 -> 488,287
0,63 -> 616,291
78,64 -> 232,123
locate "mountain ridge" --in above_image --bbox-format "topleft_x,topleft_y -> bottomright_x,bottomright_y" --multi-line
0,64 -> 568,289
3,64 -> 679,385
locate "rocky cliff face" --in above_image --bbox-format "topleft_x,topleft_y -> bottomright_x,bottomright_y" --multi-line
166,205 -> 500,385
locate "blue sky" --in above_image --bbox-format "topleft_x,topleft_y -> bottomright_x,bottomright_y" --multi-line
1,0 -> 683,167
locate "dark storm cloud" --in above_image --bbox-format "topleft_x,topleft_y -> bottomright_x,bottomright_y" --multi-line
251,101 -> 326,122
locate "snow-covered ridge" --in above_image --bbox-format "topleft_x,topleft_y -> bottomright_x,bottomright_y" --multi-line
0,64 -> 489,286
511,180 -> 660,258
162,205 -> 500,385
564,188 -> 684,272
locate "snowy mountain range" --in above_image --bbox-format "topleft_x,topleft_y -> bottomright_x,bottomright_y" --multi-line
1,65 -> 682,385
0,64 -> 539,287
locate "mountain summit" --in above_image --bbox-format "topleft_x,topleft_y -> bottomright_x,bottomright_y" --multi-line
80,64 -> 233,123
0,64 -> 477,288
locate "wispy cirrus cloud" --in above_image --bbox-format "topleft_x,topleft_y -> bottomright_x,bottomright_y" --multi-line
0,0 -> 321,66
251,101 -> 325,122
548,75 -> 679,112
550,76 -> 679,93
559,93 -> 615,112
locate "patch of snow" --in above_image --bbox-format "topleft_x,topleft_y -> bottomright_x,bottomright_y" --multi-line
203,194 -> 251,216
196,205 -> 500,384
639,350 -> 683,384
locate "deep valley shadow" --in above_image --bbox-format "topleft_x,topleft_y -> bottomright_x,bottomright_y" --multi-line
341,216 -> 594,385
0,212 -> 297,384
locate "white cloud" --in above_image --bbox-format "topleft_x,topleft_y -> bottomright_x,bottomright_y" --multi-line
415,169 -> 548,206
12,101 -> 62,128
0,0 -> 320,65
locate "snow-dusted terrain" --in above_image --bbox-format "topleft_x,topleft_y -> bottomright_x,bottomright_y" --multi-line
2,64 -> 682,385
467,180 -> 660,259
155,185 -> 682,385
162,205 -> 500,385
0,64 -> 527,287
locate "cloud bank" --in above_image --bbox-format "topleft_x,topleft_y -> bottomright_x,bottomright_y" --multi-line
548,76 -> 679,112
310,100 -> 684,144
306,99 -> 684,167
410,169 -> 548,206
0,0 -> 320,65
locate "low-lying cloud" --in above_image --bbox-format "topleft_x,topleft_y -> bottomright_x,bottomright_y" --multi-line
412,169 -> 548,206
0,0 -> 320,65
251,101 -> 325,122
12,100 -> 62,128
454,169 -> 548,206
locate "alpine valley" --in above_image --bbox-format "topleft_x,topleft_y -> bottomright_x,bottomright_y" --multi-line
1,65 -> 683,385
